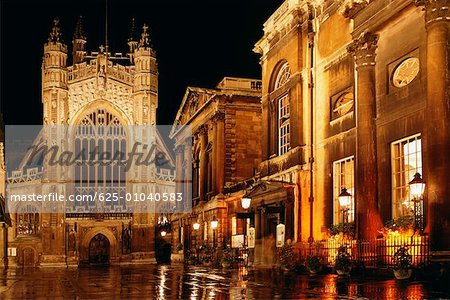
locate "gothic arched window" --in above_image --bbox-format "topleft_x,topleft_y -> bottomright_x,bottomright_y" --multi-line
74,109 -> 127,213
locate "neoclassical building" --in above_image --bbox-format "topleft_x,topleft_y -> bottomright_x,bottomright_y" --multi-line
169,78 -> 262,256
223,0 -> 449,266
4,17 -> 175,266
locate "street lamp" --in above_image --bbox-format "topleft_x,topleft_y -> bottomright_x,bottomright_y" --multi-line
211,216 -> 218,249
211,216 -> 218,230
409,172 -> 425,234
338,187 -> 352,224
241,197 -> 251,210
193,222 -> 200,231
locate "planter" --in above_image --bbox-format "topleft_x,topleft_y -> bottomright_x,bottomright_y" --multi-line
394,269 -> 412,280
336,268 -> 351,276
308,266 -> 322,275
203,261 -> 213,267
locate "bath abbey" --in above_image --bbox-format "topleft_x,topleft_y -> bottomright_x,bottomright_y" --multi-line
1,17 -> 176,267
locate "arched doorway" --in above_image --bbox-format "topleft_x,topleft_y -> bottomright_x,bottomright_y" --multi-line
89,233 -> 110,265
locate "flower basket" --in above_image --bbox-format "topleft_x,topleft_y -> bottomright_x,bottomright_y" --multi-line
392,245 -> 413,280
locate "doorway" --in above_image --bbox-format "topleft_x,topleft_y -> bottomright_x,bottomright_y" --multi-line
89,233 -> 110,266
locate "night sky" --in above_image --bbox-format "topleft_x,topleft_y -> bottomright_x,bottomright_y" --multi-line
0,0 -> 283,125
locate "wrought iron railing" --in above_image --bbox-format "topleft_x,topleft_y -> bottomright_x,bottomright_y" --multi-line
297,235 -> 429,268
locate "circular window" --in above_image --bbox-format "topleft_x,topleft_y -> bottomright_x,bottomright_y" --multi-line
392,57 -> 420,88
333,92 -> 354,117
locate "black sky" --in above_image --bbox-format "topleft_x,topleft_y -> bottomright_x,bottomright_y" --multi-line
0,0 -> 283,125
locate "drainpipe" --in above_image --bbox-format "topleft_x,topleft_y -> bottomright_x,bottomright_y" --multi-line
307,6 -> 316,245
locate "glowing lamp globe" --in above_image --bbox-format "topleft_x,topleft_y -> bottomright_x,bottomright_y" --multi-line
160,230 -> 167,237
241,197 -> 251,210
409,173 -> 425,199
211,216 -> 218,230
193,222 -> 200,230
338,188 -> 352,208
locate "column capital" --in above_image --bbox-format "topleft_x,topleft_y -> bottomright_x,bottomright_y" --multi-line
174,144 -> 185,155
197,124 -> 208,136
211,110 -> 225,123
415,0 -> 450,27
348,32 -> 378,69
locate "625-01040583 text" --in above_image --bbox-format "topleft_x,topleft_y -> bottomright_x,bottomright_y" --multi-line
8,192 -> 184,203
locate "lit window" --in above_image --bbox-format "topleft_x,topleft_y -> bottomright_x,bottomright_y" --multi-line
391,134 -> 422,218
333,157 -> 355,224
231,217 -> 237,235
333,92 -> 354,118
278,95 -> 290,155
274,62 -> 291,89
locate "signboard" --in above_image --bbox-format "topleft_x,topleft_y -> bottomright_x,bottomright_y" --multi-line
8,247 -> 17,257
248,227 -> 255,249
276,223 -> 285,248
232,234 -> 245,248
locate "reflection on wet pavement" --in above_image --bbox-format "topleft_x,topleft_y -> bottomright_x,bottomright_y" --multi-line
0,264 -> 449,299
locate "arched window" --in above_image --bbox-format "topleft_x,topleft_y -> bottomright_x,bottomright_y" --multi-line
274,62 -> 291,90
278,95 -> 290,155
273,62 -> 291,155
74,109 -> 126,213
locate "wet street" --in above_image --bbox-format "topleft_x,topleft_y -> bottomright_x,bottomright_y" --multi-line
0,264 -> 449,299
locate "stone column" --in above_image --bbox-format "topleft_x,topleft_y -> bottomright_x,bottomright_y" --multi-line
348,32 -> 382,240
183,141 -> 192,210
211,120 -> 218,195
198,125 -> 208,202
214,111 -> 226,195
416,0 -> 450,251
174,144 -> 185,197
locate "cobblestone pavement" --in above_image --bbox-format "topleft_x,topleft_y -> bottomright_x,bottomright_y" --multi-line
0,264 -> 449,299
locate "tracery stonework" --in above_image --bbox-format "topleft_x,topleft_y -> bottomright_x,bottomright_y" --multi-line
68,79 -> 134,123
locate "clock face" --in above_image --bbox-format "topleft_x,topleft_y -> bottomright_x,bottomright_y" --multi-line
392,57 -> 420,88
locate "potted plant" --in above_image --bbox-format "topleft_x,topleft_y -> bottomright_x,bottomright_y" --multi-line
199,242 -> 214,267
393,245 -> 413,280
278,242 -> 297,271
335,245 -> 352,276
220,246 -> 234,269
185,249 -> 198,265
381,216 -> 414,236
306,255 -> 322,275
329,222 -> 356,241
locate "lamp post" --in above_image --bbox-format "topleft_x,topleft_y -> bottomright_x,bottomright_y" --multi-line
409,172 -> 425,234
338,187 -> 352,225
241,197 -> 252,266
193,220 -> 200,262
241,197 -> 252,247
211,216 -> 218,248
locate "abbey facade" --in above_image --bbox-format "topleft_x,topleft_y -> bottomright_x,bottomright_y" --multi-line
4,17 -> 175,267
